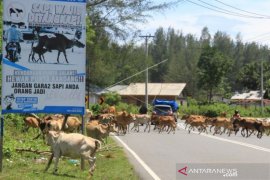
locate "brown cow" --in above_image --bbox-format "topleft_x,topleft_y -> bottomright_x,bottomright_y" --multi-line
158,116 -> 176,134
113,111 -> 135,134
232,117 -> 263,138
86,121 -> 117,144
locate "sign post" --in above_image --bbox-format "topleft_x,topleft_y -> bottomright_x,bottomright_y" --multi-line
2,0 -> 87,171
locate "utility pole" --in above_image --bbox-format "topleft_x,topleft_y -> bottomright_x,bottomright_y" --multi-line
87,58 -> 90,109
140,34 -> 154,110
260,59 -> 264,114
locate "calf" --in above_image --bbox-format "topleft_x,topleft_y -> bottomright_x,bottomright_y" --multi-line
32,46 -> 47,63
44,131 -> 101,175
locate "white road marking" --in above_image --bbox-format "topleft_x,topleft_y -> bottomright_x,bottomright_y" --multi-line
178,123 -> 270,153
114,136 -> 161,180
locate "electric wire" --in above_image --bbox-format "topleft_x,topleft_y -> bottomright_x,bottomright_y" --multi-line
213,0 -> 270,18
185,0 -> 269,19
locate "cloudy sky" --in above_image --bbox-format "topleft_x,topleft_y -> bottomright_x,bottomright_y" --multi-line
137,0 -> 270,45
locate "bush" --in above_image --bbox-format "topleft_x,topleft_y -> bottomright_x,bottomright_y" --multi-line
179,102 -> 270,118
117,102 -> 138,113
90,104 -> 102,114
103,92 -> 121,106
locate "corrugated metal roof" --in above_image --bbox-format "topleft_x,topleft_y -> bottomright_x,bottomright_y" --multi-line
99,85 -> 128,94
115,83 -> 186,96
231,90 -> 265,100
108,85 -> 128,92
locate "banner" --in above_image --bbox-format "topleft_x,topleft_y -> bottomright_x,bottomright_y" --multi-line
2,0 -> 86,114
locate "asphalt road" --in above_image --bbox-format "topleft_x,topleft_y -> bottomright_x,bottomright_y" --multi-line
113,120 -> 270,180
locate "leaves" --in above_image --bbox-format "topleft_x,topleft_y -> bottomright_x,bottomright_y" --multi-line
197,46 -> 232,101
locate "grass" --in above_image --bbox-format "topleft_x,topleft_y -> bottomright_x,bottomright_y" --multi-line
0,116 -> 139,180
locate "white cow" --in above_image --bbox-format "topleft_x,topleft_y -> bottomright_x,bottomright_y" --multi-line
131,114 -> 151,132
44,131 -> 101,175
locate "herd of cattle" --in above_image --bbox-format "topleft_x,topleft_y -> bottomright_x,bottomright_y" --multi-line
182,114 -> 270,139
21,106 -> 270,175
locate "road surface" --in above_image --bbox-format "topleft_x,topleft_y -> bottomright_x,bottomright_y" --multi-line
113,121 -> 270,180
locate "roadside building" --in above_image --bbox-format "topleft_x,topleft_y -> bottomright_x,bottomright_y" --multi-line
230,90 -> 270,107
104,83 -> 186,106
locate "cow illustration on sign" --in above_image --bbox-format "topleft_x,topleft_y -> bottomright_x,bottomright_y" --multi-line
34,33 -> 85,64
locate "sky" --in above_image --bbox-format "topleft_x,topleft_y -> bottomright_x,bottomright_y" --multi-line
136,0 -> 270,45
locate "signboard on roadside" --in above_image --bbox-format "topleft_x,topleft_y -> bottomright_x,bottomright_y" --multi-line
2,0 -> 86,114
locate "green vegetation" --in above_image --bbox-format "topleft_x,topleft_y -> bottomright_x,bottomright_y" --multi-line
0,114 -> 139,180
179,98 -> 270,118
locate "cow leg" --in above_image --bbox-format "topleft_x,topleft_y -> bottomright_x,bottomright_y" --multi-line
204,126 -> 208,134
159,124 -> 163,133
257,131 -> 262,139
63,50 -> 69,63
247,130 -> 254,137
241,128 -> 245,137
145,123 -> 150,133
188,126 -> 192,133
167,126 -> 172,134
41,54 -> 45,63
137,123 -> 140,132
28,42 -> 34,62
198,126 -> 204,134
221,127 -> 227,135
130,123 -> 136,131
87,156 -> 96,176
213,127 -> 218,135
38,55 -> 43,63
185,122 -> 189,129
44,153 -> 54,172
28,52 -> 32,62
209,125 -> 214,132
228,130 -> 231,137
57,51 -> 61,63
53,152 -> 61,174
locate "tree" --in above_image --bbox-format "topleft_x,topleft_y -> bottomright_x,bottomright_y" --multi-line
87,0 -> 180,39
237,61 -> 270,90
197,46 -> 232,101
150,27 -> 168,82
200,26 -> 211,48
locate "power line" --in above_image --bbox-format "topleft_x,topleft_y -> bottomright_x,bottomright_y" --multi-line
245,32 -> 270,42
185,0 -> 269,19
197,0 -> 265,18
103,59 -> 168,91
245,32 -> 270,41
213,0 -> 270,18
